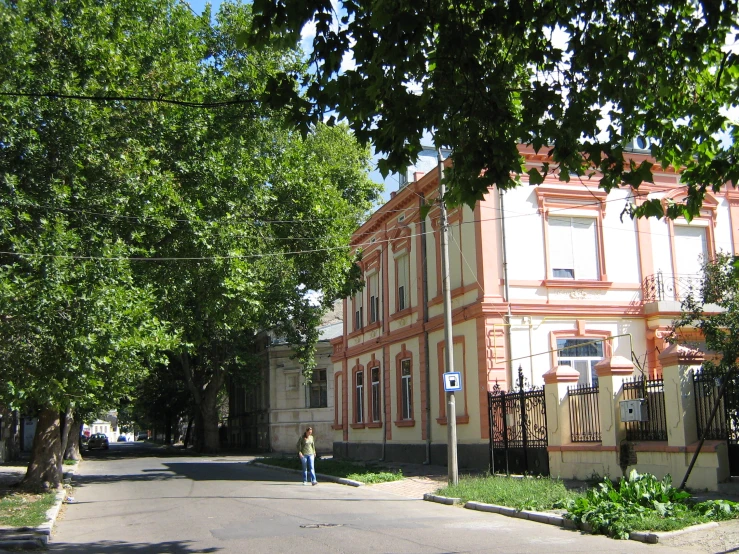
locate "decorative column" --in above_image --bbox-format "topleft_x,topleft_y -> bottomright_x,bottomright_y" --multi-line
594,356 -> 636,448
659,344 -> 704,448
543,365 -> 581,447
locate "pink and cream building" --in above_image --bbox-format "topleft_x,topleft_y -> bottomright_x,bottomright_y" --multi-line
330,145 -> 739,468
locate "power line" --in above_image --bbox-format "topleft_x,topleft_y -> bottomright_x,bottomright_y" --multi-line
0,91 -> 259,109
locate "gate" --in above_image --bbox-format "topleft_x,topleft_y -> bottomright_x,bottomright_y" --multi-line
693,368 -> 739,476
488,366 -> 549,476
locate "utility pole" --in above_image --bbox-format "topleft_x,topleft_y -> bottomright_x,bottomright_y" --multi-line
438,146 -> 458,486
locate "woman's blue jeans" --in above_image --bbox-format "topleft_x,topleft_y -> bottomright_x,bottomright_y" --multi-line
301,454 -> 316,484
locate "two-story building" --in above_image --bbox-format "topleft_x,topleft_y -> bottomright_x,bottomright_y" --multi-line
331,144 -> 739,469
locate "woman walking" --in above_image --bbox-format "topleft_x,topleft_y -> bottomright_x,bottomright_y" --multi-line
297,427 -> 317,486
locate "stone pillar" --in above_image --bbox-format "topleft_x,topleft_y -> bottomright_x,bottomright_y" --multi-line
594,356 -> 636,448
659,344 -> 704,448
543,365 -> 581,447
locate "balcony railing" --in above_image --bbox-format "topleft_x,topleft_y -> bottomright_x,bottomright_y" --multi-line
642,272 -> 702,303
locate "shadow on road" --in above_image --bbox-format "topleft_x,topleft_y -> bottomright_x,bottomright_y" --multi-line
48,540 -> 221,553
71,462 -> 289,487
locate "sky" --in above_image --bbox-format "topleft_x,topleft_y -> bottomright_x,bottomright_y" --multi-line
185,0 -> 399,202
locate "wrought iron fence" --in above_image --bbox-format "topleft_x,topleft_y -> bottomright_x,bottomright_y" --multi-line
488,367 -> 549,476
568,383 -> 601,442
693,368 -> 730,440
642,271 -> 702,303
622,376 -> 667,441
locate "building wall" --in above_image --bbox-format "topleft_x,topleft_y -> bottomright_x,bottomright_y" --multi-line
268,340 -> 334,454
332,147 -> 739,470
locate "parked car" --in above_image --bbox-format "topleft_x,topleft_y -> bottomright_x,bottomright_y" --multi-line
136,431 -> 148,441
117,435 -> 127,442
87,433 -> 109,450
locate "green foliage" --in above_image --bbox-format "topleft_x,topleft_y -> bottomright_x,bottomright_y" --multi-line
438,475 -> 582,512
693,499 -> 739,520
0,0 -> 381,455
249,0 -> 739,216
253,457 -> 403,484
558,471 -> 706,539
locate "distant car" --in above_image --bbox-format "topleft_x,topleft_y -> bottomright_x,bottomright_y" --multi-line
117,435 -> 127,442
87,433 -> 109,450
136,432 -> 148,441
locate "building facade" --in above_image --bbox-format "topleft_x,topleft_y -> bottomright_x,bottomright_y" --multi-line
228,303 -> 342,454
331,146 -> 739,469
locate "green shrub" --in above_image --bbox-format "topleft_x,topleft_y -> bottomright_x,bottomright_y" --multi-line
693,499 -> 739,520
557,470 -> 719,539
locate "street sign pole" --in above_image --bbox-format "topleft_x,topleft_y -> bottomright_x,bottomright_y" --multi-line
438,146 -> 458,486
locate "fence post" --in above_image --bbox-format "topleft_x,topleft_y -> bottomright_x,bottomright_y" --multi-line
658,344 -> 704,449
594,356 -> 636,450
543,365 -> 580,447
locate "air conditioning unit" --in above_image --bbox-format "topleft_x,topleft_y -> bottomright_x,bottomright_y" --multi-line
620,399 -> 649,422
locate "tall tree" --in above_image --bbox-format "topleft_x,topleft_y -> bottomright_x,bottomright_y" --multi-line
0,0 -> 380,467
249,0 -> 739,217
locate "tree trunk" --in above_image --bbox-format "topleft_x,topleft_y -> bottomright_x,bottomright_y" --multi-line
22,406 -> 62,491
58,407 -> 73,472
165,411 -> 172,445
183,417 -> 193,448
199,398 -> 220,453
64,420 -> 82,461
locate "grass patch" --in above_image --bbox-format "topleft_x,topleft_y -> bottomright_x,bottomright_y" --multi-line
437,475 -> 582,511
0,492 -> 56,528
63,459 -> 77,466
253,457 -> 403,484
630,511 -> 710,532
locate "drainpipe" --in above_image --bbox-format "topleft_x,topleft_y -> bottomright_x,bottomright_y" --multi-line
381,238 -> 388,461
420,193 -> 432,464
499,190 -> 514,387
526,316 -> 535,385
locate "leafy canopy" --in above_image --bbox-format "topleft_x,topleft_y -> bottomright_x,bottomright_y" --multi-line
249,0 -> 739,217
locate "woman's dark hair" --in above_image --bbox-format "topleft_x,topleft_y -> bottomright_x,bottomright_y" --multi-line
303,427 -> 313,439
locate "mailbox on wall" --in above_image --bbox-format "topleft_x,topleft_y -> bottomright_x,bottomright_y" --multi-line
619,399 -> 649,422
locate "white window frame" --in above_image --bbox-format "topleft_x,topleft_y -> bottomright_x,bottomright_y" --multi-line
396,253 -> 409,312
556,338 -> 604,386
548,215 -> 600,281
368,272 -> 380,324
400,359 -> 413,420
371,366 -> 381,422
355,371 -> 364,424
353,291 -> 363,331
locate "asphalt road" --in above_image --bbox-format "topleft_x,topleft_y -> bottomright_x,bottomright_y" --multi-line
50,443 -> 692,553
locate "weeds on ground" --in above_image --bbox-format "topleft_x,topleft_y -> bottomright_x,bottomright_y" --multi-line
556,471 -> 739,539
253,457 -> 403,484
0,491 -> 56,528
437,474 -> 583,511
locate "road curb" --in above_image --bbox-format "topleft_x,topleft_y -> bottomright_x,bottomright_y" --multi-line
422,493 -> 461,505
425,494 -> 719,543
0,461 -> 79,549
248,461 -> 364,487
628,521 -> 720,544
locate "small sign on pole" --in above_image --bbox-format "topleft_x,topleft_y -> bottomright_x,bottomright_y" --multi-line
443,371 -> 462,392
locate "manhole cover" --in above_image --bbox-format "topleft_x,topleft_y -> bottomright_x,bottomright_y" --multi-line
300,523 -> 343,529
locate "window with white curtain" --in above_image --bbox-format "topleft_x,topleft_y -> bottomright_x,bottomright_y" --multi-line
548,216 -> 599,280
673,225 -> 707,276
